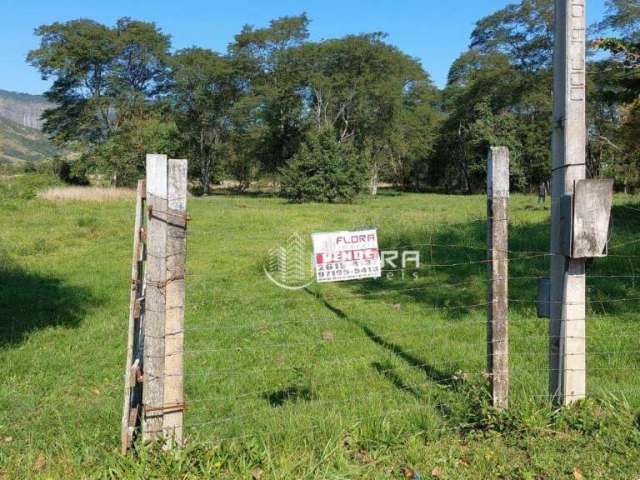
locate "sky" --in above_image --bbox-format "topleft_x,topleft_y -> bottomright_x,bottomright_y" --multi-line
0,0 -> 608,95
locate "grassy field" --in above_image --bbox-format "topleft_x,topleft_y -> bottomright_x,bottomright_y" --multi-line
1,175 -> 640,479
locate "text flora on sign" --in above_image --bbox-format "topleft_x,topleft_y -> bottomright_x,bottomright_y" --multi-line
311,229 -> 382,283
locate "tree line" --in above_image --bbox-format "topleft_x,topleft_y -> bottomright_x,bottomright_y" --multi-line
28,0 -> 639,200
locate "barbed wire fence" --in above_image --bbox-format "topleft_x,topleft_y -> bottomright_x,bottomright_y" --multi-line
121,150 -> 639,452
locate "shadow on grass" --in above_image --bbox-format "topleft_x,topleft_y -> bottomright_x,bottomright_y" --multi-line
372,361 -> 422,400
304,288 -> 487,424
264,385 -> 317,407
305,288 -> 464,387
0,257 -> 93,348
359,319 -> 459,386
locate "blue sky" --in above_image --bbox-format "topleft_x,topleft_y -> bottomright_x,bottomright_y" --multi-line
0,0 -> 608,95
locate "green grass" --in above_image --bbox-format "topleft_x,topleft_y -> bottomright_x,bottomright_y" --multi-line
1,177 -> 640,478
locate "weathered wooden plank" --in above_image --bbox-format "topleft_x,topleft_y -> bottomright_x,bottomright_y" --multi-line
143,154 -> 168,441
487,147 -> 509,409
129,359 -> 141,388
121,179 -> 145,453
163,159 -> 187,447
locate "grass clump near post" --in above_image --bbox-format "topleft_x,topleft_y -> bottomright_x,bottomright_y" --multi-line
280,126 -> 366,203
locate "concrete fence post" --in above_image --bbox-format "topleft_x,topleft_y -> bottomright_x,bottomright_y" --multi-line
487,146 -> 509,409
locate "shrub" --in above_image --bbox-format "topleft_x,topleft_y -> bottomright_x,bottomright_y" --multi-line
51,156 -> 89,185
280,127 -> 366,203
0,174 -> 60,200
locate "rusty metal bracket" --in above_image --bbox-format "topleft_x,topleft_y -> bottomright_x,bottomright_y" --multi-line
144,403 -> 186,416
148,205 -> 191,229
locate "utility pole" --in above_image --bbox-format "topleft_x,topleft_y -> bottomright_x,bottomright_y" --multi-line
549,0 -> 587,404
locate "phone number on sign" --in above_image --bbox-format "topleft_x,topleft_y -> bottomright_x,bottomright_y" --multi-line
316,260 -> 380,282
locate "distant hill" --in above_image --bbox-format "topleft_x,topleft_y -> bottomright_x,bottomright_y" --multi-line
0,116 -> 59,165
0,89 -> 52,130
0,90 -> 59,165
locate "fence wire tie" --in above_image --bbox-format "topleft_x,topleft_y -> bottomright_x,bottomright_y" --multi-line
146,276 -> 185,288
144,402 -> 187,416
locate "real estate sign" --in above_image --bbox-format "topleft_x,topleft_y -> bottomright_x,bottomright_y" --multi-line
311,229 -> 381,283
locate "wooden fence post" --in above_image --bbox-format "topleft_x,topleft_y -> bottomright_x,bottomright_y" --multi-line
487,146 -> 509,409
143,154 -> 169,441
162,159 -> 188,446
122,155 -> 188,451
121,180 -> 146,453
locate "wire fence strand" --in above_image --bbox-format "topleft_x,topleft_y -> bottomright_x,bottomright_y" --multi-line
158,203 -> 640,445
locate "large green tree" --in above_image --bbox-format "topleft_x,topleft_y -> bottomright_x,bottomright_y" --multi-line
26,6 -> 639,195
432,0 -> 555,193
28,17 -> 172,185
436,0 -> 640,194
592,0 -> 640,190
229,15 -> 310,175
28,19 -> 116,145
296,33 -> 440,194
171,48 -> 241,193
470,0 -> 554,70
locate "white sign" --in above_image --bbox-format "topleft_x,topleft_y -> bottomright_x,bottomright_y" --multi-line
311,229 -> 382,283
